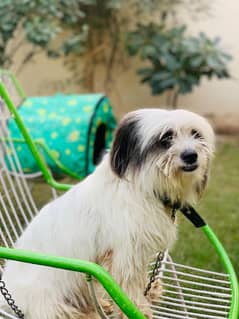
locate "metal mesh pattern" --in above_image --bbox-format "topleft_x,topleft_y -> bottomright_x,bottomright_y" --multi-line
150,255 -> 231,319
0,107 -> 38,318
88,253 -> 231,319
0,111 -> 38,248
0,74 -> 23,108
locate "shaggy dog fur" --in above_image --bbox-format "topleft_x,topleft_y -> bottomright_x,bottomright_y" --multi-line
1,108 -> 215,319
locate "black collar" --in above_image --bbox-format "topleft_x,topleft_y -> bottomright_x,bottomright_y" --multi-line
155,191 -> 206,227
159,194 -> 181,222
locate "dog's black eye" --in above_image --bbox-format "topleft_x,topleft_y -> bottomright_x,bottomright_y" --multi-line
160,130 -> 174,148
191,129 -> 203,139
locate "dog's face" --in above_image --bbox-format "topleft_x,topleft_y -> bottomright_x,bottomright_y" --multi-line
110,108 -> 215,204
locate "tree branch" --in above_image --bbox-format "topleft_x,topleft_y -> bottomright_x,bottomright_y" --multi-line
16,47 -> 42,75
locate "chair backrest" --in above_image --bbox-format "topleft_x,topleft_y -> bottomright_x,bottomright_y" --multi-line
0,103 -> 38,248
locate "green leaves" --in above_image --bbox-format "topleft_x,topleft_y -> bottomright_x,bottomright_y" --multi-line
62,26 -> 89,55
106,0 -> 122,9
0,0 -> 226,97
0,0 -> 98,67
127,24 -> 232,100
24,18 -> 60,48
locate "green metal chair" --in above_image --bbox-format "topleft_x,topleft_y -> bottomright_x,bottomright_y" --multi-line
0,73 -> 238,319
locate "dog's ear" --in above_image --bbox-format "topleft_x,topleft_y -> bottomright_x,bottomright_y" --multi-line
110,116 -> 141,178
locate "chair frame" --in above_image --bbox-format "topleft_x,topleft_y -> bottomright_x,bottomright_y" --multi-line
0,224 -> 238,318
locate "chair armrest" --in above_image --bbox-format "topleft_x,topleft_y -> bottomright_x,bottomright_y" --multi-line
0,246 -> 146,319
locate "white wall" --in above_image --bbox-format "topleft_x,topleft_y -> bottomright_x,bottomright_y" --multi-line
180,0 -> 239,115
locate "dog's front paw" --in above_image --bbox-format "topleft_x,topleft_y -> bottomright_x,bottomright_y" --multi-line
118,305 -> 152,319
100,298 -> 114,315
146,278 -> 163,302
139,304 -> 153,319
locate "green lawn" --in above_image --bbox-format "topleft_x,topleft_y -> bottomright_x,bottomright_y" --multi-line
172,138 -> 239,276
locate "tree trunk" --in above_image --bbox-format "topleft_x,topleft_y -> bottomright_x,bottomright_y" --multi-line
166,90 -> 172,106
172,89 -> 179,109
104,16 -> 119,93
166,89 -> 179,108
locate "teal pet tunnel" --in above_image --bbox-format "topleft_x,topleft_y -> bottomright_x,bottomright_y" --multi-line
6,93 -> 117,178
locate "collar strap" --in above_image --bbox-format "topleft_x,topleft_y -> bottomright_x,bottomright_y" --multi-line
159,195 -> 181,222
180,205 -> 206,228
158,194 -> 206,228
160,195 -> 181,211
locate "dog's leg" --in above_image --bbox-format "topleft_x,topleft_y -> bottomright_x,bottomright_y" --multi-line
146,278 -> 163,303
117,301 -> 152,319
76,312 -> 101,319
56,302 -> 102,319
117,277 -> 153,319
99,298 -> 114,315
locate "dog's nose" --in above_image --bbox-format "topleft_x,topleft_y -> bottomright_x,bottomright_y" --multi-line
181,149 -> 198,164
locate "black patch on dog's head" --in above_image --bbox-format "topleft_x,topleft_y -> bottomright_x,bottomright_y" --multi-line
110,116 -> 142,178
143,129 -> 174,156
135,129 -> 174,166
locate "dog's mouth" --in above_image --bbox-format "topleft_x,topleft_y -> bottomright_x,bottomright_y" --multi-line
181,163 -> 198,172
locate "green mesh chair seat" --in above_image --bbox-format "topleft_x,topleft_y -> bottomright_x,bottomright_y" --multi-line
7,93 -> 117,178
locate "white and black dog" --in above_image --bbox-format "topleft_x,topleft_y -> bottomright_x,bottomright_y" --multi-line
1,108 -> 215,319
